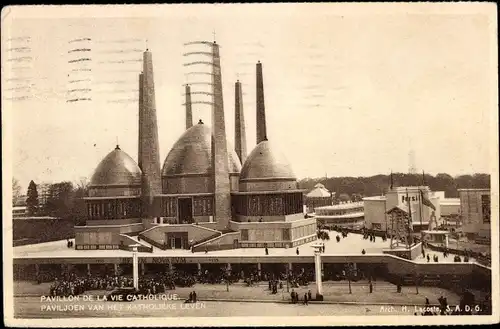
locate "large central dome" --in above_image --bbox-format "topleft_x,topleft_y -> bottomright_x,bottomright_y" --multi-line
162,122 -> 242,177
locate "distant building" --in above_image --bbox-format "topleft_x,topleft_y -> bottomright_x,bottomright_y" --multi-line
314,202 -> 364,229
439,197 -> 461,228
458,188 -> 490,244
363,186 -> 441,233
305,183 -> 334,213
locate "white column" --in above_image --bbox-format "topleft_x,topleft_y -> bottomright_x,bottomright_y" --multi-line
314,251 -> 323,296
197,263 -> 202,276
87,264 -> 91,276
132,247 -> 139,290
445,235 -> 449,248
257,263 -> 262,276
114,264 -> 119,276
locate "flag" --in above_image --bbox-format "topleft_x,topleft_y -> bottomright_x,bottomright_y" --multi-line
390,171 -> 394,190
420,190 -> 436,210
422,170 -> 426,185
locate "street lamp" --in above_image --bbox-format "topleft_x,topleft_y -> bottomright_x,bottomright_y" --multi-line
130,244 -> 141,291
311,243 -> 324,301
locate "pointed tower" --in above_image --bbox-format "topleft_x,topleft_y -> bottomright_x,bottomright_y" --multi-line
138,49 -> 162,217
211,42 -> 232,230
185,84 -> 193,129
234,80 -> 247,164
256,61 -> 267,144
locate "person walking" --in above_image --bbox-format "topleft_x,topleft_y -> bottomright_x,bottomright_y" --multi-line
296,247 -> 300,255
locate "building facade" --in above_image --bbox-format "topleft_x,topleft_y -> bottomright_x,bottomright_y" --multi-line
314,202 -> 364,228
458,188 -> 491,243
75,43 -> 316,251
363,186 -> 441,233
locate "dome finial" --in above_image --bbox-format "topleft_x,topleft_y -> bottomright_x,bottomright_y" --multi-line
115,136 -> 120,149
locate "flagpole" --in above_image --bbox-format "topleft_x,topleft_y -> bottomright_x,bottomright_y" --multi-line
420,171 -> 425,252
406,188 -> 412,249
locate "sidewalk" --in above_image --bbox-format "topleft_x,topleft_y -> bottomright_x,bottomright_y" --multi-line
15,281 -> 460,306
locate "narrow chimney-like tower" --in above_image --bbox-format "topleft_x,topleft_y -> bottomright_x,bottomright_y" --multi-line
256,61 -> 267,144
234,80 -> 247,164
211,42 -> 231,230
185,84 -> 193,130
138,72 -> 144,168
138,50 -> 162,217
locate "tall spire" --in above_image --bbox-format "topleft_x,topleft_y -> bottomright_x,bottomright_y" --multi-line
138,50 -> 161,217
256,61 -> 267,144
211,42 -> 231,230
185,84 -> 193,129
234,80 -> 247,164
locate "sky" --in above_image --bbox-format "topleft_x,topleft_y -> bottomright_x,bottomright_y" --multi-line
2,3 -> 497,192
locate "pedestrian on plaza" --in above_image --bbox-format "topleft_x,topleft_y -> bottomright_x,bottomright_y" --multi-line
189,291 -> 193,302
192,291 -> 197,302
369,280 -> 373,293
362,249 -> 366,255
427,254 -> 430,263
265,247 -> 269,255
304,293 -> 308,305
290,289 -> 296,303
296,247 -> 300,255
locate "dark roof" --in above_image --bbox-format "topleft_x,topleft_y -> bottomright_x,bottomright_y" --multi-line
162,123 -> 241,176
240,140 -> 296,181
90,146 -> 142,187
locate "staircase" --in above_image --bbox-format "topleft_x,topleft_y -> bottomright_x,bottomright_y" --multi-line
192,232 -> 222,247
138,233 -> 166,250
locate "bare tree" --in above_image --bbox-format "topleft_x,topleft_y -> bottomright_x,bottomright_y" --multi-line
12,177 -> 22,205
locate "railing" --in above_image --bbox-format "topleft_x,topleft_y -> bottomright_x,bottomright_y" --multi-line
192,232 -> 222,248
138,233 -> 166,250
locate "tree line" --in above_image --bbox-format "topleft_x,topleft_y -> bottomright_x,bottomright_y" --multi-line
14,178 -> 88,225
12,172 -> 490,223
299,173 -> 490,199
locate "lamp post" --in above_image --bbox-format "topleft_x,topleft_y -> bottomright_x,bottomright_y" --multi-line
130,244 -> 141,291
311,244 -> 323,300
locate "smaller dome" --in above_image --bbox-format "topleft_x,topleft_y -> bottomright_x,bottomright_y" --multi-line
240,140 -> 296,181
90,146 -> 142,187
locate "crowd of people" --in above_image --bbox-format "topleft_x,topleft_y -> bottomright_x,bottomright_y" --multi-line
49,273 -> 133,297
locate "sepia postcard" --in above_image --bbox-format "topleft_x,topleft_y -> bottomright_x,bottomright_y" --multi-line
2,3 -> 499,327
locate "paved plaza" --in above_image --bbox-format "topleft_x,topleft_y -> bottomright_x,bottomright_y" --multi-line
13,233 -> 477,264
14,280 -> 460,306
